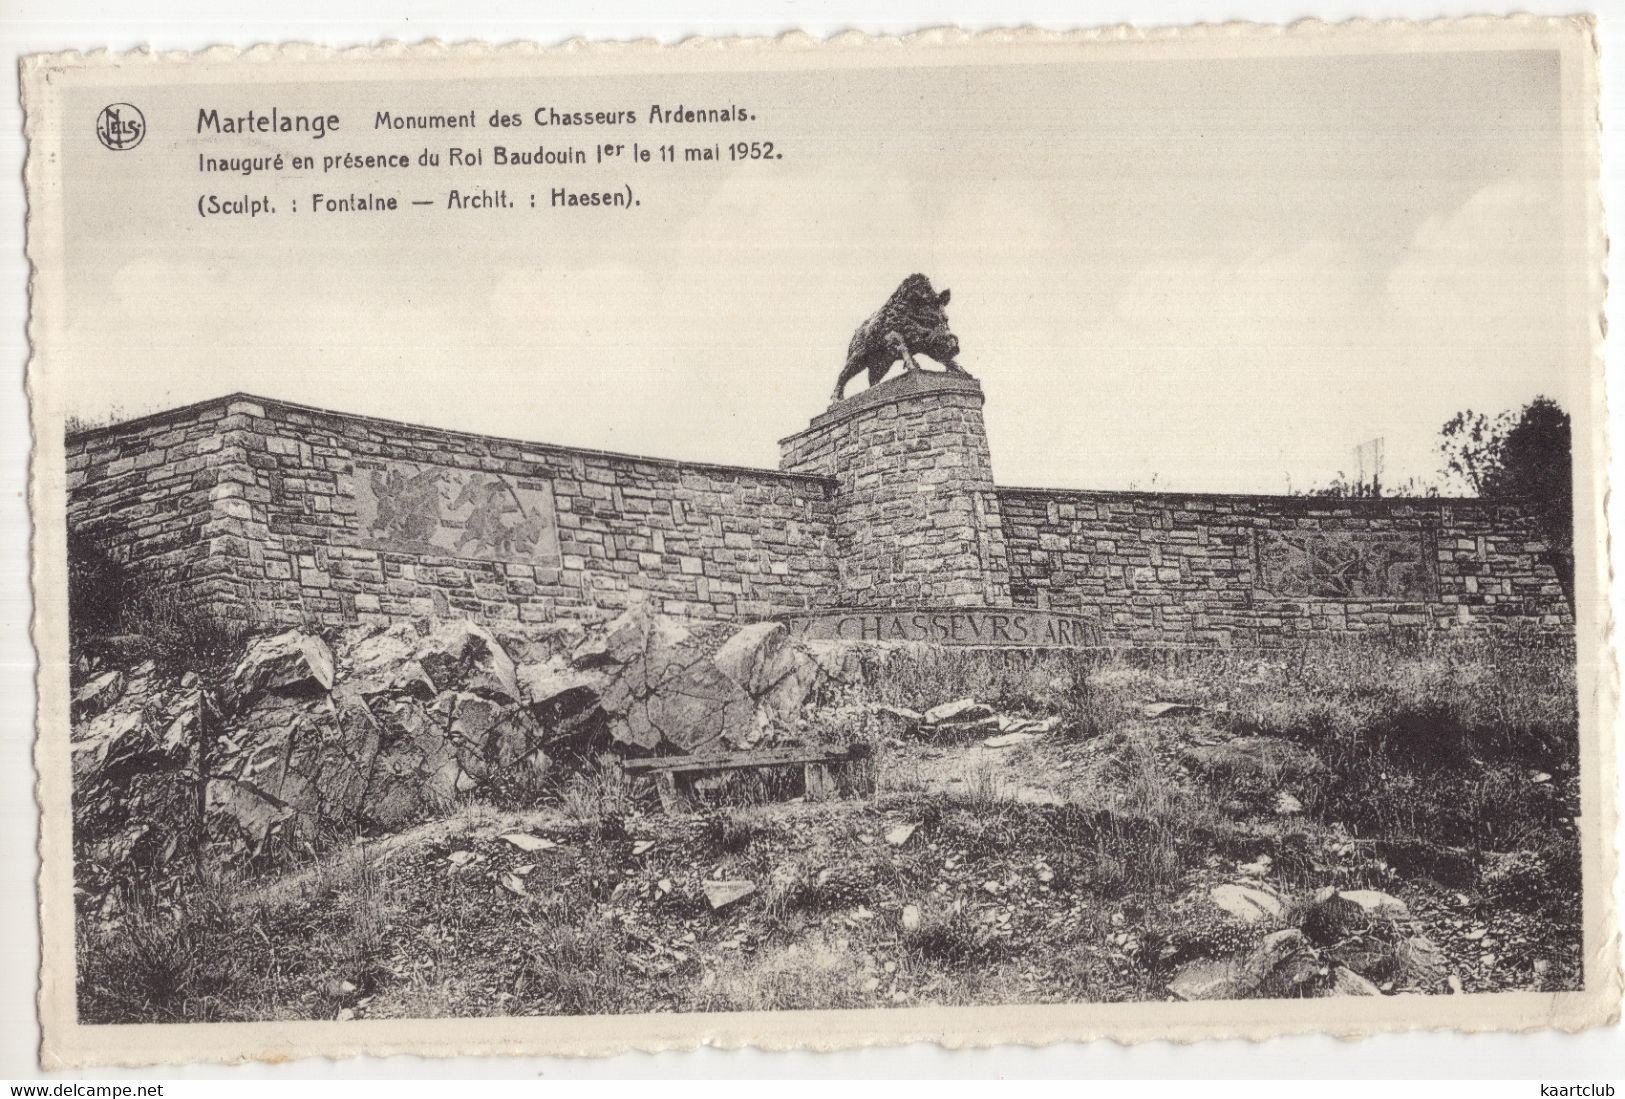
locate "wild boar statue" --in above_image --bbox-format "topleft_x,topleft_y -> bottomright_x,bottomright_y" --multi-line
832,273 -> 967,402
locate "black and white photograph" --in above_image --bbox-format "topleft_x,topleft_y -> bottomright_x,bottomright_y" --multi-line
14,14 -> 1618,1069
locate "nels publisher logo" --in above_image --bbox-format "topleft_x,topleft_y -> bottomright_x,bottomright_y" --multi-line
95,103 -> 145,151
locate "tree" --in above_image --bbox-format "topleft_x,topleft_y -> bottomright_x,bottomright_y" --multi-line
1490,397 -> 1574,607
1438,408 -> 1514,495
1439,396 -> 1574,605
1481,396 -> 1572,502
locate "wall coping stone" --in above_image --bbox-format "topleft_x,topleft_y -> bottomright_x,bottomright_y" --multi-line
68,392 -> 838,491
996,484 -> 1534,508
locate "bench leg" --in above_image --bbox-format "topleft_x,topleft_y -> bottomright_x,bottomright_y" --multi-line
655,772 -> 696,813
804,762 -> 837,801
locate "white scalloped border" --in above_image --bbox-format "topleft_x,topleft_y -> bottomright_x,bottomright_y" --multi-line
19,14 -> 1619,1069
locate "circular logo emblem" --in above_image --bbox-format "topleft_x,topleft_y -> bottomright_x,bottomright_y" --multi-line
95,103 -> 145,151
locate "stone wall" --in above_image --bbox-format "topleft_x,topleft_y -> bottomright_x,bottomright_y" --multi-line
779,371 -> 1012,606
66,386 -> 1575,644
996,487 -> 1572,644
67,395 -> 838,629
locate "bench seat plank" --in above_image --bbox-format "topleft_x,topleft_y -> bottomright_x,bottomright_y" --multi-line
619,745 -> 862,774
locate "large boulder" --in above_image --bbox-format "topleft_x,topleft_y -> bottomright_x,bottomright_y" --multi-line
439,691 -> 543,785
573,605 -> 816,755
205,775 -> 295,855
516,659 -> 602,713
1208,883 -> 1284,925
1327,966 -> 1382,996
490,619 -> 590,667
360,692 -> 464,828
209,618 -> 577,844
1167,959 -> 1241,1002
1296,886 -> 1445,990
712,621 -> 826,724
415,620 -> 519,703
514,658 -> 610,764
571,603 -> 659,669
72,708 -> 148,782
338,623 -> 435,699
70,673 -> 204,910
208,694 -> 365,849
1240,929 -> 1322,996
620,665 -> 757,753
232,630 -> 335,703
596,613 -> 755,753
1169,928 -> 1322,1001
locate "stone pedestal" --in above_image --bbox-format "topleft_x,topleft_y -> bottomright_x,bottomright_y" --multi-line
779,370 -> 1012,607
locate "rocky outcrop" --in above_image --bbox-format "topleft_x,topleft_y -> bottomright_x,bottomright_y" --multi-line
71,659 -> 202,914
71,605 -> 851,907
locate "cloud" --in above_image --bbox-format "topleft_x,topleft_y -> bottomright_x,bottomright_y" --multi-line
1110,240 -> 1368,347
1384,180 -> 1564,331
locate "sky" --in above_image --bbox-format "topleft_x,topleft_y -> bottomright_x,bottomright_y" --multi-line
51,44 -> 1588,493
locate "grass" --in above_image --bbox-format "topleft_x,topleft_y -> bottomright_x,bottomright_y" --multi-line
75,877 -> 236,1023
696,934 -> 874,1013
518,911 -> 632,1015
846,645 -> 1116,717
557,767 -> 636,834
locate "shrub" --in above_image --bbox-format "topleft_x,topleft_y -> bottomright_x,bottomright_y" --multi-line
1481,833 -> 1581,916
479,749 -> 554,809
520,914 -> 631,1015
1084,816 -> 1186,900
761,859 -> 858,921
323,845 -> 390,986
703,807 -> 786,855
1185,736 -> 1328,813
67,531 -> 126,655
1053,661 -> 1122,741
859,646 -> 1107,714
902,900 -> 1005,966
76,877 -> 238,1023
558,767 -> 635,835
68,529 -> 249,672
776,862 -> 881,914
1144,901 -> 1263,969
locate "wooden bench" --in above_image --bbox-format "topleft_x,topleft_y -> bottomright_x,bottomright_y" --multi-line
615,743 -> 876,812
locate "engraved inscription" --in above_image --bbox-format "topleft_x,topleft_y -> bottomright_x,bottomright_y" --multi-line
781,607 -> 1104,647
